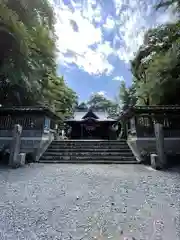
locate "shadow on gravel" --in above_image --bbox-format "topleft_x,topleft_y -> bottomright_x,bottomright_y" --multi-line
164,154 -> 180,173
165,166 -> 180,174
0,165 -> 9,169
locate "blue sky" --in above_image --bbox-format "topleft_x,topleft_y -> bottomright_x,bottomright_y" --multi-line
51,0 -> 176,102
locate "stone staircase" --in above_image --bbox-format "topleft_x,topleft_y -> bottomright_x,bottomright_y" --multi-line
39,140 -> 138,164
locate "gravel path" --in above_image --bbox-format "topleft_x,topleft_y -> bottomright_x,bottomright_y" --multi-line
0,164 -> 180,240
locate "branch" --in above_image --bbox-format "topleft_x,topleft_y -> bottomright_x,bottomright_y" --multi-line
137,95 -> 150,105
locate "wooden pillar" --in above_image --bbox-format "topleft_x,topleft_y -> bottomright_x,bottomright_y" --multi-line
125,122 -> 129,139
80,124 -> 83,139
130,117 -> 136,135
151,123 -> 167,170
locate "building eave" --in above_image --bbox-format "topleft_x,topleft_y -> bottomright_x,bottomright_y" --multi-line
0,106 -> 61,120
117,105 -> 180,122
65,119 -> 116,123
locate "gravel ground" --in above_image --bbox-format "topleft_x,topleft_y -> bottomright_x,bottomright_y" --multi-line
0,164 -> 180,240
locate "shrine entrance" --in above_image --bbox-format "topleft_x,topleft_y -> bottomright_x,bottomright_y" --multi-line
80,119 -> 100,139
65,107 -> 117,139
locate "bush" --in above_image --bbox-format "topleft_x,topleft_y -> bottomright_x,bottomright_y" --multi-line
0,145 -> 10,165
140,150 -> 151,165
25,152 -> 35,164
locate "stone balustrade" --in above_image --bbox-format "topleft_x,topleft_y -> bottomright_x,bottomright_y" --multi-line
117,106 -> 180,168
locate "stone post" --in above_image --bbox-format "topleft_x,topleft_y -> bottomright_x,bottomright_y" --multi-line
9,124 -> 23,168
80,124 -> 83,139
130,117 -> 136,135
151,123 -> 166,170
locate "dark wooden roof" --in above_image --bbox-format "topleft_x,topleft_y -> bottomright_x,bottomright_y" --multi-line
133,105 -> 180,112
66,107 -> 116,122
118,105 -> 180,121
65,118 -> 116,123
82,109 -> 98,119
0,106 -> 60,120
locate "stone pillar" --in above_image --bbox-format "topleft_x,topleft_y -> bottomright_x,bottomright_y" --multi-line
108,125 -> 112,140
125,122 -> 129,139
9,124 -> 23,168
151,123 -> 166,170
80,124 -> 83,139
111,125 -> 118,140
67,126 -> 72,139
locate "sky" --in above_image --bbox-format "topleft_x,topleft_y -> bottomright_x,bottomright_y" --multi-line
50,0 -> 177,102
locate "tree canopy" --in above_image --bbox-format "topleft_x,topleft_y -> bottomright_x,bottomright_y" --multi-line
0,0 -> 77,120
78,93 -> 119,118
3,0 -> 180,120
118,80 -> 137,110
118,0 -> 180,107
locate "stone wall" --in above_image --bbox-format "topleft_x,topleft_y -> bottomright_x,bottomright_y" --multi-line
127,136 -> 180,162
0,112 -> 56,162
34,130 -> 55,161
121,108 -> 180,163
0,131 -> 42,150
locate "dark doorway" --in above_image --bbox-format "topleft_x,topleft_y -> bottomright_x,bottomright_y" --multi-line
82,124 -> 98,139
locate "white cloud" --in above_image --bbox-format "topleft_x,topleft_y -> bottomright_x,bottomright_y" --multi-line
51,0 -> 114,75
113,76 -> 125,81
97,41 -> 115,56
84,1 -> 102,23
113,0 -> 178,63
91,91 -> 106,97
97,91 -> 106,96
50,0 -> 178,75
103,16 -> 115,30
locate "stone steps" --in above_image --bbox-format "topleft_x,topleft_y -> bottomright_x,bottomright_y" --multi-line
39,160 -> 138,164
40,155 -> 135,160
49,144 -> 128,149
50,141 -> 127,144
44,151 -> 133,156
50,140 -> 126,144
39,140 -> 137,164
49,145 -> 128,149
46,148 -> 131,152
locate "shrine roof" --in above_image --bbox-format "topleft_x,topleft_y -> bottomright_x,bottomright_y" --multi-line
65,108 -> 116,122
117,105 -> 180,121
0,106 -> 60,120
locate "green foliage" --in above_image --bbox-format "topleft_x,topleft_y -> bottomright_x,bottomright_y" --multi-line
78,102 -> 88,109
41,74 -> 78,119
145,41 -> 180,104
126,1 -> 180,107
119,80 -> 137,110
0,0 -> 77,120
87,93 -> 119,118
155,0 -> 180,13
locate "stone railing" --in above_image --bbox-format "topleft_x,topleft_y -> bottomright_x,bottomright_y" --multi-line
34,129 -> 55,161
0,107 -> 60,166
118,106 -> 180,139
116,106 -> 180,169
0,114 -> 44,130
136,115 -> 180,138
0,124 -> 56,167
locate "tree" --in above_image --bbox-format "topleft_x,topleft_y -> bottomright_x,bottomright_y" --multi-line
0,0 -> 55,93
119,80 -> 137,110
145,41 -> 180,104
41,74 -> 78,118
118,0 -> 180,108
87,93 -> 119,117
78,102 -> 88,109
0,0 -> 57,105
130,20 -> 180,105
155,0 -> 180,14
0,0 -> 77,120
